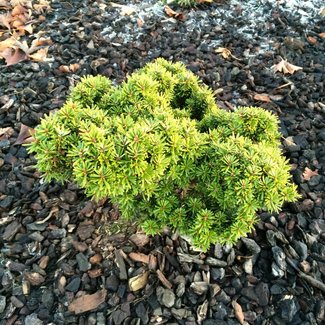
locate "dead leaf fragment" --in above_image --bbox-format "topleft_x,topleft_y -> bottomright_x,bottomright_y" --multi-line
253,93 -> 271,102
232,300 -> 245,324
0,127 -> 14,140
272,58 -> 302,75
303,167 -> 318,181
0,47 -> 27,66
28,46 -> 48,61
128,270 -> 149,292
110,2 -> 136,16
215,47 -> 242,60
14,123 -> 34,145
164,5 -> 185,21
68,289 -> 107,314
318,32 -> 325,38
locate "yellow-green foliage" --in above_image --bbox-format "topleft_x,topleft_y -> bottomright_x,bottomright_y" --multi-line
28,58 -> 299,251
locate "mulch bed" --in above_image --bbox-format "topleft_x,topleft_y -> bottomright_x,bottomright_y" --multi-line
0,0 -> 324,324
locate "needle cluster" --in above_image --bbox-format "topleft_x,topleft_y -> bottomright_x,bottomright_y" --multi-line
28,58 -> 299,251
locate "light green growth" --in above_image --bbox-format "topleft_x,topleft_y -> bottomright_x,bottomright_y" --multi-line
28,58 -> 300,251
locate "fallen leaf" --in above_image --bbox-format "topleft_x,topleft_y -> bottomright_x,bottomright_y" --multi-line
0,47 -> 27,65
0,0 -> 11,9
254,93 -> 271,102
303,167 -> 318,181
110,2 -> 136,16
14,123 -> 34,145
320,7 -> 325,16
0,127 -> 14,140
215,47 -> 232,59
0,13 -> 12,30
319,32 -> 325,38
272,58 -> 302,74
232,300 -> 245,324
12,4 -> 27,15
128,270 -> 149,291
307,36 -> 317,45
28,46 -> 48,61
164,5 -> 185,21
68,289 -> 107,314
0,37 -> 16,52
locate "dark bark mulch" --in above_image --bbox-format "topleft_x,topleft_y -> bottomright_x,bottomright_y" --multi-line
0,0 -> 324,324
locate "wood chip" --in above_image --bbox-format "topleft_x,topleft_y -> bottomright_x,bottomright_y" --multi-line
156,269 -> 173,289
68,289 -> 107,314
129,252 -> 149,264
232,300 -> 245,324
128,270 -> 149,292
129,233 -> 150,247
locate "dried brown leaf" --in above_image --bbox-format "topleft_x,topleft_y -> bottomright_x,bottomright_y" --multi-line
232,300 -> 245,324
0,47 -> 27,65
12,4 -> 27,15
254,93 -> 271,102
14,123 -> 34,145
272,58 -> 302,75
303,167 -> 318,181
68,289 -> 107,314
164,5 -> 185,21
0,13 -> 12,30
110,2 -> 136,16
215,47 -> 232,59
28,46 -> 48,61
0,37 -> 16,52
0,127 -> 14,140
319,32 -> 325,38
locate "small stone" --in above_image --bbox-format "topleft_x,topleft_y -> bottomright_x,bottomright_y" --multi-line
0,295 -> 6,313
279,297 -> 299,322
255,282 -> 269,307
211,268 -> 225,281
243,258 -> 253,275
171,308 -> 188,319
292,240 -> 308,261
48,228 -> 66,239
135,302 -> 149,324
25,313 -> 44,325
10,295 -> 24,308
309,219 -> 325,235
205,257 -> 227,267
272,246 -> 286,278
77,221 -> 95,241
106,274 -> 119,292
76,253 -> 91,272
24,272 -> 45,286
160,288 -> 175,308
190,282 -> 209,295
65,277 -> 81,292
3,220 -> 20,241
213,302 -> 227,320
41,289 -> 54,310
176,282 -> 185,297
241,237 -> 261,256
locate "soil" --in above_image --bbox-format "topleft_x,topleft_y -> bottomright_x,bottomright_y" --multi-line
0,0 -> 324,324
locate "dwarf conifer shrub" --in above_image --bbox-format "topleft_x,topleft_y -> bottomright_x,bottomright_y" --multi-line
28,58 -> 299,251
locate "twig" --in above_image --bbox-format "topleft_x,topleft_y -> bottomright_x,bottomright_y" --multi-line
286,257 -> 325,293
